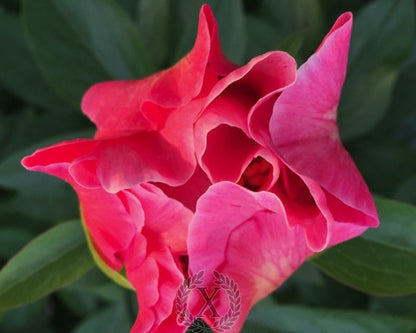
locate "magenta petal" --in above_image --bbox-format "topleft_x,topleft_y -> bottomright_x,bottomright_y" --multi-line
195,51 -> 296,142
205,51 -> 297,110
248,92 -> 281,149
195,51 -> 296,185
188,182 -> 312,332
127,249 -> 186,333
270,13 -> 378,250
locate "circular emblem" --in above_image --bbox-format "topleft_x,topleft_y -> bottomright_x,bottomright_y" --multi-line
175,270 -> 241,332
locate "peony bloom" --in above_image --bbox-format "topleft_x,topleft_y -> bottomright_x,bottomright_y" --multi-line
22,5 -> 378,333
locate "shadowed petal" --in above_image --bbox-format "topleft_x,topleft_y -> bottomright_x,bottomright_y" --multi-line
128,249 -> 187,333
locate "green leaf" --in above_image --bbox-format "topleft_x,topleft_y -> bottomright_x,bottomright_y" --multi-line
243,301 -> 416,333
116,0 -> 137,16
347,140 -> 416,198
259,0 -> 324,61
60,268 -> 126,304
171,0 -> 246,64
0,129 -> 93,190
206,0 -> 246,64
170,0 -> 203,63
0,9 -> 63,109
0,299 -> 53,333
245,14 -> 283,60
0,228 -> 34,260
0,220 -> 94,309
72,303 -> 132,333
137,0 -> 170,68
370,294 -> 416,317
0,131 -> 92,225
0,106 -> 90,160
22,0 -> 153,108
339,0 -> 414,141
376,45 -> 416,136
312,198 -> 416,295
292,262 -> 368,309
57,287 -> 98,317
395,175 -> 416,205
277,29 -> 307,63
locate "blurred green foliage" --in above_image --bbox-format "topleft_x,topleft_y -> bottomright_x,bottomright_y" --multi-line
0,0 -> 415,332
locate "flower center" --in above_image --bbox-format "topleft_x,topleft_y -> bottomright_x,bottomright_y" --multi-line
238,157 -> 272,191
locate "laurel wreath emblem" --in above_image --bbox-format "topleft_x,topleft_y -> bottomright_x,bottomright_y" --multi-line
176,271 -> 204,326
175,270 -> 241,332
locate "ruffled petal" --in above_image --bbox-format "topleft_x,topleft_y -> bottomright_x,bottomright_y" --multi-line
195,51 -> 296,148
22,141 -> 192,270
188,182 -> 312,332
81,5 -> 234,135
23,98 -> 204,193
195,52 -> 296,185
204,51 -> 297,113
270,13 -> 378,250
21,139 -> 98,184
79,187 -> 145,270
129,183 -> 192,257
128,249 -> 186,333
90,130 -> 196,193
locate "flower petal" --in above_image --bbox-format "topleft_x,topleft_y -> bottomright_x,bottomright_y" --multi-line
23,98 -> 204,193
188,182 -> 312,332
200,125 -> 259,183
92,130 -> 196,192
21,139 -> 98,184
270,12 -> 378,250
156,166 -> 212,211
81,5 -> 234,135
195,52 -> 296,185
121,185 -> 191,332
22,141 -> 192,269
80,187 -> 145,271
128,249 -> 186,333
129,183 -> 192,258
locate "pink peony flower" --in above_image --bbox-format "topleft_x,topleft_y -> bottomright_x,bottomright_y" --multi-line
22,5 -> 378,333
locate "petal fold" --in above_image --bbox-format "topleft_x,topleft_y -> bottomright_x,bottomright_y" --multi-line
188,182 -> 312,332
270,12 -> 378,250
